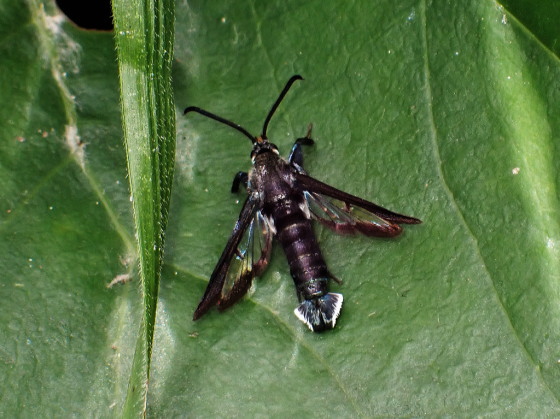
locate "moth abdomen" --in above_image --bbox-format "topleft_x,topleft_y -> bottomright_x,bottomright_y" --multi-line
270,199 -> 342,330
273,203 -> 330,283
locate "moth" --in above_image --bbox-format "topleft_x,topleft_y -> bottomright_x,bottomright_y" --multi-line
184,75 -> 421,332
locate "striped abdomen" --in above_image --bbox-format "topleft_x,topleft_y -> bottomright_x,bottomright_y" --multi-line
272,198 -> 329,300
268,196 -> 343,332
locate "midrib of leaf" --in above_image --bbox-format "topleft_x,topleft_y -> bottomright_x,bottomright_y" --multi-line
421,0 -> 560,402
418,2 -> 489,258
480,2 -> 560,401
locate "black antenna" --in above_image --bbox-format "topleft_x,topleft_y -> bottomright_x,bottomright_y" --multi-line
184,106 -> 256,143
261,75 -> 303,139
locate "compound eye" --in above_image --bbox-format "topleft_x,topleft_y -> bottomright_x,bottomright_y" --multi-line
250,150 -> 257,162
270,143 -> 279,154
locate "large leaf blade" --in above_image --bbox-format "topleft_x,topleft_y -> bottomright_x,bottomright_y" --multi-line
155,0 -> 560,415
1,0 -> 559,416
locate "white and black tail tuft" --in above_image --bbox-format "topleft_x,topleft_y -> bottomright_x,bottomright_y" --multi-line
294,293 -> 343,332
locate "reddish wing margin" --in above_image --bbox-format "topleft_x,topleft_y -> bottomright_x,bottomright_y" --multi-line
296,172 -> 421,237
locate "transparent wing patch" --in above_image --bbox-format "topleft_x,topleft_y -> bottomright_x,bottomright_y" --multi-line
219,211 -> 274,308
303,191 -> 402,237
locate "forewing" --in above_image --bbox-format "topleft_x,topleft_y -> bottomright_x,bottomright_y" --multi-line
297,173 -> 421,237
218,210 -> 274,311
194,196 -> 257,319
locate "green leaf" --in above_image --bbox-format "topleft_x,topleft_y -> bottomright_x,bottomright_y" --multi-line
0,0 -> 137,415
112,0 -> 176,415
2,0 -> 560,416
160,0 -> 560,416
500,0 -> 560,57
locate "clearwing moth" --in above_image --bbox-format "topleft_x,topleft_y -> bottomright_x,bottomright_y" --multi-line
184,76 -> 421,332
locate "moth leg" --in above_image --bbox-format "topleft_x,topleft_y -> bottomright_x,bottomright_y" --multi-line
231,171 -> 248,193
328,271 -> 343,285
289,124 -> 315,167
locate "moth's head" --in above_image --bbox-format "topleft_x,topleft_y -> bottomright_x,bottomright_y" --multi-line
251,136 -> 279,163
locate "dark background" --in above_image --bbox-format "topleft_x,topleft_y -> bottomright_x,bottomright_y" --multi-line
56,0 -> 113,30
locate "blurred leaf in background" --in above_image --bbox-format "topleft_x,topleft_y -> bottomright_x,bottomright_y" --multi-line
0,0 -> 137,415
